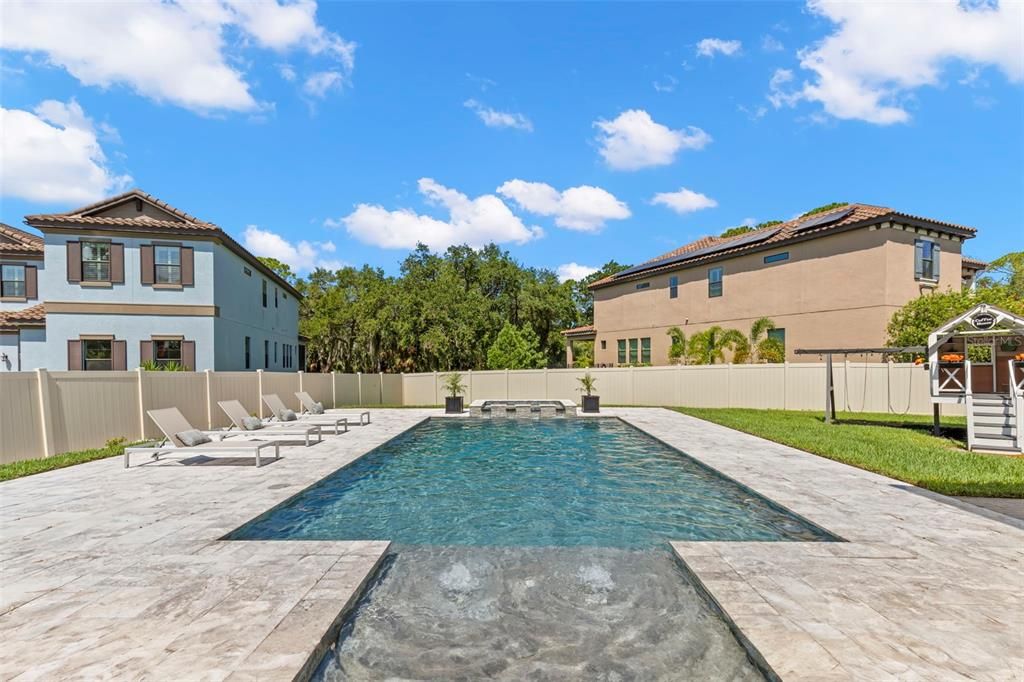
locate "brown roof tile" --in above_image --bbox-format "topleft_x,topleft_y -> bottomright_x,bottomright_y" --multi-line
0,222 -> 44,255
961,256 -> 988,270
0,303 -> 46,328
562,324 -> 596,336
591,203 -> 977,289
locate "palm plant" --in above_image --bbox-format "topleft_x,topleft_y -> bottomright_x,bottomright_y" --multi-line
686,326 -> 747,365
442,372 -> 466,397
745,317 -> 776,363
577,372 -> 597,396
667,326 -> 687,365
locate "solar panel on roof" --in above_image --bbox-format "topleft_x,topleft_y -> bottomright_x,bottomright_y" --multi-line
612,227 -> 782,279
791,207 -> 854,232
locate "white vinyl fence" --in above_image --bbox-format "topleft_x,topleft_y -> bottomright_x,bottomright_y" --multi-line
0,362 -> 949,464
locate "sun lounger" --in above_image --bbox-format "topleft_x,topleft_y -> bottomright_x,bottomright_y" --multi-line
294,391 -> 371,425
261,394 -> 349,434
217,400 -> 323,446
124,407 -> 279,468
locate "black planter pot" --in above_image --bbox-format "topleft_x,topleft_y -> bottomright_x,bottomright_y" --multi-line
445,396 -> 464,414
582,395 -> 600,413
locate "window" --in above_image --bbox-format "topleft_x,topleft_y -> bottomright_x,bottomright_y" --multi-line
274,342 -> 278,363
635,282 -> 650,290
83,339 -> 112,371
154,245 -> 181,284
244,336 -> 251,369
283,344 -> 294,369
641,337 -> 651,364
629,338 -> 639,363
600,340 -> 607,350
264,340 -> 270,368
275,288 -> 279,308
262,280 -> 268,307
764,252 -> 789,264
81,241 -> 111,282
708,267 -> 723,297
669,276 -> 678,299
153,339 -> 182,368
617,339 -> 626,364
243,266 -> 252,277
1,264 -> 25,297
915,239 -> 940,281
767,328 -> 786,352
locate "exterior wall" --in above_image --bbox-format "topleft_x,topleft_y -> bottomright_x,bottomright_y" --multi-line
592,226 -> 966,365
212,246 -> 300,371
0,327 -> 47,372
43,313 -> 215,370
0,255 -> 43,313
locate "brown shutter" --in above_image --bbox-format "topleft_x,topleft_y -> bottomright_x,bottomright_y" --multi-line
181,340 -> 196,371
67,242 -> 81,282
139,340 -> 154,364
112,340 -> 127,370
140,245 -> 154,285
25,266 -> 37,299
181,247 -> 194,286
110,243 -> 124,283
67,340 -> 82,370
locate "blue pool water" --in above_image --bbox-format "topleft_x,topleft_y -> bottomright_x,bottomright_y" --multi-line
230,418 -> 833,547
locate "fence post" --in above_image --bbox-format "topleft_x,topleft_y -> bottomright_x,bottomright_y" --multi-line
35,368 -> 56,457
506,369 -> 511,399
676,362 -> 682,407
433,371 -> 439,405
544,367 -> 548,399
727,362 -> 734,408
331,371 -> 337,409
783,362 -> 789,410
135,367 -> 146,440
379,372 -> 384,405
467,369 -> 472,403
204,369 -> 213,429
257,369 -> 264,418
629,366 -> 635,406
400,372 -> 406,406
298,370 -> 304,395
357,372 -> 363,406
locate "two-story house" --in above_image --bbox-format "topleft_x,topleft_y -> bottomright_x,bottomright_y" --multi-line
565,203 -> 987,366
0,189 -> 301,372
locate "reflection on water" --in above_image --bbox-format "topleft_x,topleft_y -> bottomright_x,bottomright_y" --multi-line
313,545 -> 763,681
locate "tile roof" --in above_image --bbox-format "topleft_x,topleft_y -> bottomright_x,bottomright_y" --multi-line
591,203 -> 977,289
0,303 -> 46,328
0,222 -> 44,255
961,256 -> 988,270
562,324 -> 596,336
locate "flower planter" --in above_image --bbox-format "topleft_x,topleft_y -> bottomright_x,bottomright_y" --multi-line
581,395 -> 600,413
445,396 -> 464,414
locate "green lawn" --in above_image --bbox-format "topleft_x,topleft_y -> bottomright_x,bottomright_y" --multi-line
0,439 -> 145,482
673,408 -> 1023,498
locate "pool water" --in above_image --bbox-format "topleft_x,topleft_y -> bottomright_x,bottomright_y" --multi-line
229,418 -> 834,680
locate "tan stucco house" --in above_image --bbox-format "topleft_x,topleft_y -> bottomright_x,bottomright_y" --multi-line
565,203 -> 987,366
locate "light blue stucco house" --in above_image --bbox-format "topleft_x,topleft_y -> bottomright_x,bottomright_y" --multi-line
0,190 -> 301,372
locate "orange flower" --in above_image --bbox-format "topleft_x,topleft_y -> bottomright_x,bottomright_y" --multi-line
940,353 -> 964,363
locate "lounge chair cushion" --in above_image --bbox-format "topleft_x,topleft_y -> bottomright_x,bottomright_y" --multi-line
241,416 -> 263,431
309,401 -> 325,415
280,408 -> 298,421
176,429 -> 211,447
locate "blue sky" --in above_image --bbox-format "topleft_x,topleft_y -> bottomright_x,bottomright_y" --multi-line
2,1 -> 1021,280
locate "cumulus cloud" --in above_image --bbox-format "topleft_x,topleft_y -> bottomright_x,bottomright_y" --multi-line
652,75 -> 678,93
303,70 -> 345,98
241,225 -> 342,272
775,0 -> 1023,124
556,262 -> 599,283
0,0 -> 355,113
651,187 -> 718,215
497,180 -> 630,232
594,109 -> 711,171
761,35 -> 784,52
0,99 -> 131,203
335,178 -> 543,250
696,38 -> 742,57
463,99 -> 533,131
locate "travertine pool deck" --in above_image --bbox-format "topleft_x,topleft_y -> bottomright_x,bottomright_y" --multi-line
1,407 -> 1022,681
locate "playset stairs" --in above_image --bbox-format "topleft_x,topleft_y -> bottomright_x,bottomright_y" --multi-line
967,394 -> 1021,453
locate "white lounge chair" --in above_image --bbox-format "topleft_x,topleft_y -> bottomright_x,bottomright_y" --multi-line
124,407 -> 279,468
294,391 -> 371,426
261,394 -> 349,434
218,400 -> 325,446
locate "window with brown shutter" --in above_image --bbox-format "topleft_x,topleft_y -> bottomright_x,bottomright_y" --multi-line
110,243 -> 125,283
181,247 -> 194,286
67,339 -> 83,370
139,340 -> 154,364
66,242 -> 82,282
25,266 -> 37,299
140,245 -> 155,285
181,340 -> 195,371
112,340 -> 127,370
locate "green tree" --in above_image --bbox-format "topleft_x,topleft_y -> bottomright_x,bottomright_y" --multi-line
886,287 -> 1024,351
756,337 -> 786,363
571,261 -> 631,323
719,225 -> 754,239
800,202 -> 847,218
572,341 -> 594,368
667,326 -> 687,364
487,322 -> 546,369
744,316 -> 778,363
257,257 -> 297,283
686,326 -> 747,365
976,251 -> 1024,295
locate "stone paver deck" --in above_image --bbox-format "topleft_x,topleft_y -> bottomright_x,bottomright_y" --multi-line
0,410 -> 433,681
2,407 -> 1022,681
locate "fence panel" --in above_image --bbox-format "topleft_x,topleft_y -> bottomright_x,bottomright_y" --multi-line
0,373 -> 45,464
508,370 -> 546,400
545,369 -> 586,401
381,374 -> 403,405
359,373 -> 382,406
302,372 -> 334,408
468,371 -> 507,401
401,373 -> 436,405
633,366 -> 677,406
334,373 -> 360,406
141,371 -> 208,437
208,371 -> 260,428
261,371 -> 301,413
48,371 -> 141,453
677,366 -> 730,408
785,363 -> 825,411
728,365 -> 786,409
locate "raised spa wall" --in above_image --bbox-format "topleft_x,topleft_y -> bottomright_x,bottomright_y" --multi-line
468,399 -> 578,418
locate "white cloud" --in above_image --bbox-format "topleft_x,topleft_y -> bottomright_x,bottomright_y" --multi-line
761,35 -> 784,52
0,99 -> 131,203
593,109 -> 711,171
556,262 -> 599,283
278,63 -> 297,82
336,178 -> 543,250
777,0 -> 1024,125
241,225 -> 341,272
497,180 -> 631,232
767,68 -> 802,109
0,0 -> 355,114
463,99 -> 533,131
303,70 -> 344,98
651,187 -> 718,215
696,38 -> 742,57
653,75 -> 678,93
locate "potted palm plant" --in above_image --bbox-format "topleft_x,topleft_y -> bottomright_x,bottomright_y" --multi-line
578,372 -> 599,413
443,372 -> 466,414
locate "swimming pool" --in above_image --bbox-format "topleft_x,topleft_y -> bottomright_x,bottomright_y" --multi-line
230,418 -> 834,680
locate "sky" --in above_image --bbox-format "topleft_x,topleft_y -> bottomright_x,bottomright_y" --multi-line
2,0 -> 1022,282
